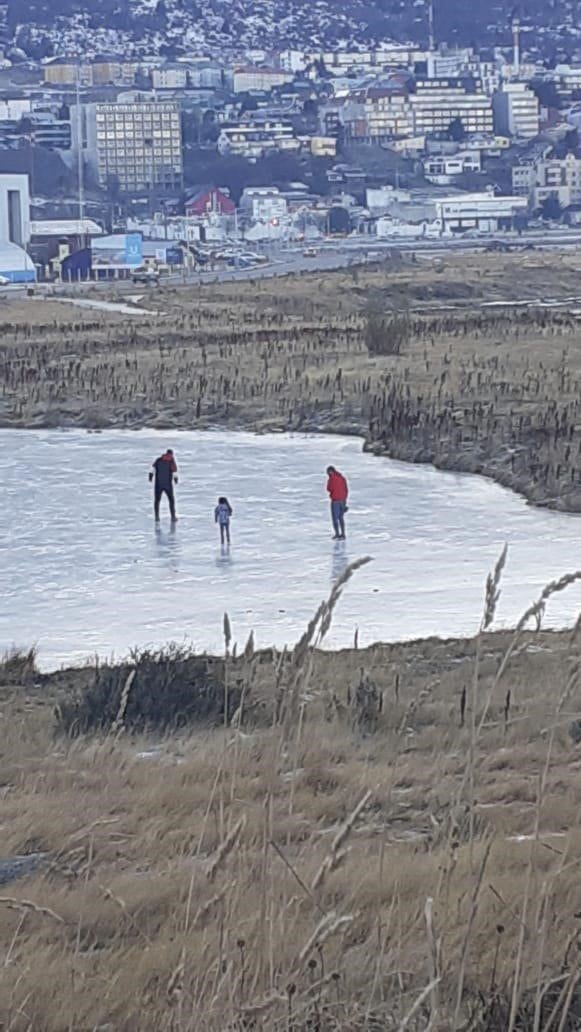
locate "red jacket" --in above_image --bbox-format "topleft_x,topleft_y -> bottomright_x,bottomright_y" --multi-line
327,471 -> 348,502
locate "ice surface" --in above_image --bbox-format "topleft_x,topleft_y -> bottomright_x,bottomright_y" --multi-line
1,429 -> 581,670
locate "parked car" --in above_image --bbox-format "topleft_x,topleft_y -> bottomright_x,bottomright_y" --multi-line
132,267 -> 160,285
0,275 -> 10,286
303,247 -> 318,257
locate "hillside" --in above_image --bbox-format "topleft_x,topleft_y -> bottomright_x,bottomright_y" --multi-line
7,0 -> 579,61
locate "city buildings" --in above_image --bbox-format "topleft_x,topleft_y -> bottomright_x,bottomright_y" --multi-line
95,100 -> 183,192
493,83 -> 540,139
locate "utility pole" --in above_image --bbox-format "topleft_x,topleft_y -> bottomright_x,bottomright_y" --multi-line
75,62 -> 85,224
512,15 -> 521,78
428,0 -> 435,52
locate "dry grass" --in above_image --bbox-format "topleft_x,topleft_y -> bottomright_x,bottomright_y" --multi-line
1,252 -> 581,510
3,560 -> 581,1030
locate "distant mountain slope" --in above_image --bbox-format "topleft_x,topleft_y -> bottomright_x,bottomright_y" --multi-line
6,0 -> 578,58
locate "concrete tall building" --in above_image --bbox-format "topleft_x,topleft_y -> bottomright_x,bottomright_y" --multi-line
410,79 -> 493,135
0,172 -> 36,281
493,83 -> 539,139
342,87 -> 414,142
513,152 -> 581,209
95,100 -> 183,192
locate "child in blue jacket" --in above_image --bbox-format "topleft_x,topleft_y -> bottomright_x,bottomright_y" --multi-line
215,497 -> 233,545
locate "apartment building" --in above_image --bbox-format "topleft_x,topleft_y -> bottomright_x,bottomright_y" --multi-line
513,152 -> 581,209
43,57 -> 137,87
342,87 -> 414,142
232,67 -> 292,93
32,118 -> 72,150
320,46 -> 422,71
91,58 -> 139,86
43,58 -> 92,86
410,79 -> 494,135
152,65 -> 188,90
95,101 -> 183,192
0,98 -> 31,120
425,51 -> 500,96
217,120 -> 299,159
493,83 -> 539,139
553,64 -> 581,100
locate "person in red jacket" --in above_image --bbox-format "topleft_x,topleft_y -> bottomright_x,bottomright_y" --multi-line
149,448 -> 178,523
326,465 -> 349,539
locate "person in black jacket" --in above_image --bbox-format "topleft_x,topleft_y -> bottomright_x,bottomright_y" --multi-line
149,449 -> 178,522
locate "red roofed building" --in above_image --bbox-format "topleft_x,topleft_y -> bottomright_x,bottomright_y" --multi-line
185,187 -> 235,217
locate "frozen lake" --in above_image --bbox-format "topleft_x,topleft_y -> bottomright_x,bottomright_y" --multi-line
1,429 -> 581,669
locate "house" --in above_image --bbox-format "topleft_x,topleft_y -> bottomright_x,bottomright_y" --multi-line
218,120 -> 299,159
423,150 -> 482,184
185,187 -> 235,217
29,218 -> 103,279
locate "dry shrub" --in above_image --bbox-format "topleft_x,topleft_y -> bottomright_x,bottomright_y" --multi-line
0,646 -> 38,685
364,308 -> 410,356
54,645 -> 229,735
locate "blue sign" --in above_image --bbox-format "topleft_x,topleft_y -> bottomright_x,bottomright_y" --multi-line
124,234 -> 143,265
165,246 -> 183,266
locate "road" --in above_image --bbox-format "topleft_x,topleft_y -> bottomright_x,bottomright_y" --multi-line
2,228 -> 580,297
192,229 -> 581,285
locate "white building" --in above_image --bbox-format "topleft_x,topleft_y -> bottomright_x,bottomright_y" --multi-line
493,83 -> 539,139
279,50 -> 308,74
232,67 -> 293,93
435,191 -> 528,232
425,51 -> 500,96
95,100 -> 183,192
376,215 -> 442,239
321,46 -> 424,72
366,186 -> 412,213
0,173 -> 35,282
553,64 -> 581,100
423,149 -> 482,184
342,89 -> 414,142
410,80 -> 494,135
152,66 -> 188,90
218,121 -> 299,159
513,152 -> 581,209
0,98 -> 32,121
188,63 -> 223,89
426,49 -> 473,78
240,187 -> 288,222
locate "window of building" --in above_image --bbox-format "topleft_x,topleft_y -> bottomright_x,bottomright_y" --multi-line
7,190 -> 23,246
